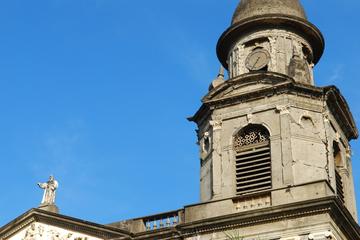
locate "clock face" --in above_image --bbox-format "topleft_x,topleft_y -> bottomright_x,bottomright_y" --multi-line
245,49 -> 270,71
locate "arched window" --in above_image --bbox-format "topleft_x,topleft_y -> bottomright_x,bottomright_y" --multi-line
233,125 -> 271,195
333,141 -> 345,203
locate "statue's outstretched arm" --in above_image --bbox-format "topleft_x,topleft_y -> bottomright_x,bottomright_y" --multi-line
38,183 -> 47,189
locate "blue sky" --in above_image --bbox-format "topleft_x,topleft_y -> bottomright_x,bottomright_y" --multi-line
0,0 -> 360,226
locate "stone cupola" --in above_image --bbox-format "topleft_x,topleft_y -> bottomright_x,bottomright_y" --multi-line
217,0 -> 324,85
231,0 -> 307,24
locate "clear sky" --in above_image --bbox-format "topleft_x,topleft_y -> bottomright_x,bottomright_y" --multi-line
0,0 -> 360,226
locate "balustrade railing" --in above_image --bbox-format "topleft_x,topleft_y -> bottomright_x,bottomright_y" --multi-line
143,210 -> 181,231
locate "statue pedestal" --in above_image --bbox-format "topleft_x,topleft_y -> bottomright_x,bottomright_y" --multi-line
38,204 -> 59,214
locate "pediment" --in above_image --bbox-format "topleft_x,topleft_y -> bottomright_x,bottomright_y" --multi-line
203,72 -> 293,103
0,209 -> 130,240
7,223 -> 102,240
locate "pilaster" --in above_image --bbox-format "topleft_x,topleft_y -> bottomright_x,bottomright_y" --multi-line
276,104 -> 294,186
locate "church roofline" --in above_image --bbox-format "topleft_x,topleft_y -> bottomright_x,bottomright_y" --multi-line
0,208 -> 131,240
3,185 -> 359,240
117,183 -> 360,240
106,191 -> 360,240
177,196 -> 360,240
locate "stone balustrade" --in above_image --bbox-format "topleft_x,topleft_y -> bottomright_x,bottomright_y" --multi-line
143,210 -> 181,231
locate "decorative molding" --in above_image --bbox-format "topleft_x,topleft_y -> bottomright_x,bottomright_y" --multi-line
210,120 -> 223,131
346,146 -> 352,160
234,194 -> 271,212
269,36 -> 277,71
0,209 -> 129,240
193,75 -> 358,141
123,196 -> 360,240
180,207 -> 330,237
200,131 -> 212,159
280,236 -> 301,240
233,125 -> 270,151
291,134 -> 323,144
246,113 -> 253,124
20,223 -> 97,240
179,198 -> 335,238
308,231 -> 333,240
1,218 -> 35,239
276,104 -> 290,115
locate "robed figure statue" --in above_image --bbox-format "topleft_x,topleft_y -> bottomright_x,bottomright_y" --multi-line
38,175 -> 59,206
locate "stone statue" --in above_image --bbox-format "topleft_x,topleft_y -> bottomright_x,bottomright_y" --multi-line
38,175 -> 59,206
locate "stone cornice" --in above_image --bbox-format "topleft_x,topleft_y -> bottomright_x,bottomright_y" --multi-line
188,72 -> 293,125
0,208 -> 131,240
183,198 -> 358,240
328,198 -> 360,240
178,198 -> 333,236
324,86 -> 359,140
189,73 -> 358,141
120,197 -> 360,240
203,72 -> 295,103
133,228 -> 180,240
203,73 -> 322,107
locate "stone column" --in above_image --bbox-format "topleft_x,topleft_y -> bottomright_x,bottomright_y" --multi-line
276,104 -> 294,186
210,120 -> 223,199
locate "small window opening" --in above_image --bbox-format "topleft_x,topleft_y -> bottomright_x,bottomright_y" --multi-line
204,136 -> 210,153
301,44 -> 313,63
333,142 -> 345,203
233,125 -> 271,195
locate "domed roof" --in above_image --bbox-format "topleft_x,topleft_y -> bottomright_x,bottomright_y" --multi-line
232,0 -> 307,25
217,0 -> 324,69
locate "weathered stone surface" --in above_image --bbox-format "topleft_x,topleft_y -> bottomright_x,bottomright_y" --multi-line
232,0 -> 307,25
11,222 -> 102,240
37,204 -> 59,214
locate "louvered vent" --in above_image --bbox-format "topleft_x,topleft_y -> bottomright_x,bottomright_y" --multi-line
335,170 -> 345,203
333,142 -> 345,204
234,125 -> 272,195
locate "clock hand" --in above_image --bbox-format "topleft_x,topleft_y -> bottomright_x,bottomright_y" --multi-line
253,56 -> 261,68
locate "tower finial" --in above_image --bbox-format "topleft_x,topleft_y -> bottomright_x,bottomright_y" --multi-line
209,65 -> 226,91
218,66 -> 225,78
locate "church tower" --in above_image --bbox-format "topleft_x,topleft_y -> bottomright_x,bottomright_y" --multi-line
1,1 -> 359,240
190,0 -> 359,238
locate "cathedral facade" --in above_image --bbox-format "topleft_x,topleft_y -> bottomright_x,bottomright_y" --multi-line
1,1 -> 359,240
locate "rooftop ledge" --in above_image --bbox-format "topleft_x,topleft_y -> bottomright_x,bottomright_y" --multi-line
109,180 -> 342,234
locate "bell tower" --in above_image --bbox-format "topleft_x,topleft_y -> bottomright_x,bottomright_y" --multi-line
218,0 -> 323,85
189,0 -> 359,228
